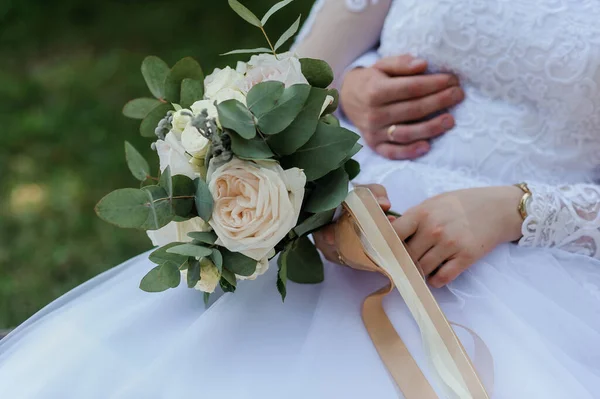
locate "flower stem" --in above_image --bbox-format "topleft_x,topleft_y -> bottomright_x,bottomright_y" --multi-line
260,26 -> 277,56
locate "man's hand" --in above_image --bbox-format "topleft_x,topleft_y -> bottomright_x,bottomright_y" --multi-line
340,54 -> 464,160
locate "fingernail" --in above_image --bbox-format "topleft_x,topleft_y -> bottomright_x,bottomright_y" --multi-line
416,145 -> 429,156
409,58 -> 427,68
442,117 -> 454,129
452,88 -> 464,102
447,76 -> 459,87
377,197 -> 391,207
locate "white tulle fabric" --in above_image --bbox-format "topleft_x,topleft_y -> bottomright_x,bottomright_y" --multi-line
2,1 -> 600,398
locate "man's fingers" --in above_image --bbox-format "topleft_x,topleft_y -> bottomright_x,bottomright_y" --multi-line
382,113 -> 455,145
375,141 -> 431,160
382,86 -> 465,125
371,74 -> 459,105
373,54 -> 428,76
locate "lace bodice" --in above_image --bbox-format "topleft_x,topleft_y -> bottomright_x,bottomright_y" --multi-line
295,0 -> 600,260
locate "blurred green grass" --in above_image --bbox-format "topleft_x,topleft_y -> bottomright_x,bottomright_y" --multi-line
0,0 -> 312,329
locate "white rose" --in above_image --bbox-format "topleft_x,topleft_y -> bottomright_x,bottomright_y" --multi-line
180,259 -> 220,293
237,252 -> 272,281
181,124 -> 210,159
208,158 -> 306,261
236,61 -> 247,74
155,132 -> 200,180
214,88 -> 247,105
204,66 -> 246,102
171,109 -> 193,136
190,100 -> 219,121
146,217 -> 211,247
320,95 -> 335,117
241,52 -> 308,92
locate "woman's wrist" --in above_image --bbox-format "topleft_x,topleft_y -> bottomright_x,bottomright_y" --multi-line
501,185 -> 526,242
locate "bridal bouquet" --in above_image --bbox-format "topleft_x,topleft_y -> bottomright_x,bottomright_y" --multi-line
95,0 -> 361,302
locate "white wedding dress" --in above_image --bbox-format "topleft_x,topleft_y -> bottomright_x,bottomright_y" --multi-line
3,1 -> 600,398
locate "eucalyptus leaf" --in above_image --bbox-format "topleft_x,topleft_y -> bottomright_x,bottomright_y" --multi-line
345,142 -> 363,161
299,58 -> 334,89
187,231 -> 218,245
171,174 -> 196,217
268,87 -> 327,155
122,98 -> 161,119
139,261 -> 181,293
305,167 -> 349,213
261,0 -> 294,25
344,159 -> 361,180
95,187 -> 173,229
229,130 -> 274,159
194,178 -> 214,222
228,0 -> 262,27
124,141 -> 151,181
164,57 -> 204,103
254,84 -> 311,135
187,259 -> 201,288
217,99 -> 256,139
274,15 -> 301,51
221,47 -> 273,56
293,209 -> 336,237
281,122 -> 359,181
149,242 -> 187,265
222,249 -> 257,277
140,185 -> 176,229
246,81 -> 284,117
140,103 -> 173,138
276,249 -> 288,301
167,244 -> 213,258
204,292 -> 211,306
180,78 -> 204,109
141,56 -> 170,99
323,88 -> 339,115
286,237 -> 324,284
320,114 -> 340,127
220,268 -> 237,293
210,249 -> 223,273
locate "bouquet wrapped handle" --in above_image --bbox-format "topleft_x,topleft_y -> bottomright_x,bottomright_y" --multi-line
335,188 -> 494,399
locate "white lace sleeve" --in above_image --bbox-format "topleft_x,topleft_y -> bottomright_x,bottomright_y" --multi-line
519,183 -> 600,259
292,0 -> 391,87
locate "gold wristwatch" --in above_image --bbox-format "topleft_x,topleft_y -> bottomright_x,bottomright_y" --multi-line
514,183 -> 532,220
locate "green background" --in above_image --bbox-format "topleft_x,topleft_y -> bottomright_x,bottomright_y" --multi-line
0,0 -> 312,329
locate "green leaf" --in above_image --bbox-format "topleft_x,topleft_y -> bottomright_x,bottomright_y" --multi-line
167,243 -> 213,258
194,178 -> 214,222
204,292 -> 211,306
221,47 -> 273,56
217,99 -> 256,139
164,57 -> 204,104
228,0 -> 262,27
180,78 -> 204,109
187,259 -> 201,288
321,114 -> 340,127
276,249 -> 288,301
222,249 -> 257,277
293,209 -> 336,237
281,122 -> 359,181
139,261 -> 181,293
160,168 -> 195,217
141,56 -> 170,99
220,268 -> 237,292
300,58 -> 334,88
305,167 -> 349,213
261,0 -> 294,25
149,242 -> 187,265
274,15 -> 301,51
345,142 -> 363,161
254,84 -> 311,135
286,237 -> 324,284
210,249 -> 223,273
267,87 -> 327,155
344,159 -> 361,180
140,103 -> 173,138
324,88 -> 339,115
122,98 -> 161,119
124,141 -> 151,181
229,130 -> 274,159
246,81 -> 284,117
187,231 -> 218,245
95,187 -> 174,229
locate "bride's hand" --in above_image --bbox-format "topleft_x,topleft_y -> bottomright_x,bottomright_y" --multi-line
392,186 -> 524,288
313,185 -> 392,264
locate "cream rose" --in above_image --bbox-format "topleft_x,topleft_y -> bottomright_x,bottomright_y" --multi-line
155,132 -> 201,180
208,158 -> 306,261
204,66 -> 246,104
181,124 -> 210,159
180,259 -> 220,293
146,216 -> 211,247
171,109 -> 193,136
241,52 -> 308,92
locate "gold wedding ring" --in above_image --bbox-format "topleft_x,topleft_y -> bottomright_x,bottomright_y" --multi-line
386,125 -> 397,141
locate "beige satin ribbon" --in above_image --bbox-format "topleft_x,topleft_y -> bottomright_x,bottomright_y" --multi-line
336,188 -> 494,398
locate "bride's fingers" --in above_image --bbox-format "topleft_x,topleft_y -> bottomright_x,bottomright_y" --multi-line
418,244 -> 457,276
405,229 -> 435,260
356,184 -> 392,211
392,212 -> 419,241
375,141 -> 430,160
428,257 -> 467,288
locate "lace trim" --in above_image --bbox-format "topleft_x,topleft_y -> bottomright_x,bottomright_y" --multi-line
345,0 -> 381,13
519,183 -> 600,259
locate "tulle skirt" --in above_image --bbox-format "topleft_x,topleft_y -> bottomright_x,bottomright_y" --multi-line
2,160 -> 600,399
